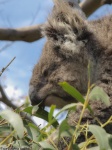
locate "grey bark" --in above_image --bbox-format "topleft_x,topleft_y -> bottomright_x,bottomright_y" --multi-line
0,0 -> 111,42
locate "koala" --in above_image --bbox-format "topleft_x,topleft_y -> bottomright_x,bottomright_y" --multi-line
29,1 -> 112,148
29,0 -> 112,109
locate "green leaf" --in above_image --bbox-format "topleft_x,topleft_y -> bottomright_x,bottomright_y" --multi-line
55,103 -> 77,118
0,145 -> 8,149
0,126 -> 11,134
87,146 -> 99,150
24,106 -> 59,128
89,86 -> 110,107
32,105 -> 39,115
34,108 -> 59,128
24,106 -> 48,121
28,123 -> 40,132
59,119 -> 74,139
39,141 -> 55,150
107,134 -> 112,148
0,110 -> 24,138
48,105 -> 56,123
59,82 -> 85,103
71,144 -> 80,150
88,125 -> 112,150
23,106 -> 33,115
43,149 -> 54,150
11,140 -> 30,148
26,123 -> 40,149
59,82 -> 92,113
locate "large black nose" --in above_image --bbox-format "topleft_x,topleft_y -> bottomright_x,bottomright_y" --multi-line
29,85 -> 43,106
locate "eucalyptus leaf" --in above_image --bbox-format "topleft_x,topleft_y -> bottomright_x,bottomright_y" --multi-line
39,141 -> 55,150
23,106 -> 33,115
11,140 -> 30,148
107,134 -> 112,148
26,123 -> 40,150
89,86 -> 110,106
55,103 -> 79,118
24,106 -> 59,128
87,146 -> 99,150
32,105 -> 39,114
59,82 -> 85,103
59,119 -> 74,139
59,82 -> 92,113
89,125 -> 112,150
72,144 -> 80,150
0,126 -> 11,133
0,110 -> 24,138
48,105 -> 56,123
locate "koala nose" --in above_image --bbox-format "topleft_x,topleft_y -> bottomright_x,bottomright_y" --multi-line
29,85 -> 42,106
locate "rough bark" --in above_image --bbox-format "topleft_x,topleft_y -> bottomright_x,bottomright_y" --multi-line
80,0 -> 103,17
0,24 -> 43,42
0,0 -> 111,42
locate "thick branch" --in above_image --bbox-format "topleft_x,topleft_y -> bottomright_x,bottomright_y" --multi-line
101,0 -> 112,4
80,0 -> 112,17
0,84 -> 36,124
0,24 -> 43,42
0,0 -> 110,43
80,0 -> 103,17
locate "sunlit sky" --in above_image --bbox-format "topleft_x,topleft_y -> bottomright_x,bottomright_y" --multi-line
0,0 -> 112,103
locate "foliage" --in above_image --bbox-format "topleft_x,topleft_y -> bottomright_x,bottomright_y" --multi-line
0,82 -> 112,150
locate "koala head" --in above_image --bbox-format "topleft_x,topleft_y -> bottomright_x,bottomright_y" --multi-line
29,0 -> 98,108
29,42 -> 89,108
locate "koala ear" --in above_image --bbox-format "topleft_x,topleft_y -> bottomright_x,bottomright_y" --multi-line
54,0 -> 86,19
43,0 -> 90,58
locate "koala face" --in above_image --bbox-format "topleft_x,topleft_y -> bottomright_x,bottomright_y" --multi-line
29,40 -> 89,108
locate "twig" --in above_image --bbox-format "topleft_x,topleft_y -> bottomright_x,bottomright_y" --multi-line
0,42 -> 13,53
0,56 -> 16,76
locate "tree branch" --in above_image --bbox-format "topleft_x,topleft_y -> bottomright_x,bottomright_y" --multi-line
101,0 -> 112,4
0,84 -> 17,109
0,42 -> 13,52
0,24 -> 43,42
80,0 -> 112,17
0,57 -> 16,76
80,0 -> 103,17
0,0 -> 110,43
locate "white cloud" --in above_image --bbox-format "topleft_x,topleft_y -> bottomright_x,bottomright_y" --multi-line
3,85 -> 26,106
5,85 -> 23,99
0,84 -> 26,110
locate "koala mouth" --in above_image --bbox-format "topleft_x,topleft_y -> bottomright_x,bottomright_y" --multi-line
29,85 -> 76,108
42,94 -> 76,108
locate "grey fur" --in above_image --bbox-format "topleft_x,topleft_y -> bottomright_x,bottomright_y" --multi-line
29,0 -> 112,108
29,1 -> 112,148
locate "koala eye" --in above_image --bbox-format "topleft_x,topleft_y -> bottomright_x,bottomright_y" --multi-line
43,69 -> 49,77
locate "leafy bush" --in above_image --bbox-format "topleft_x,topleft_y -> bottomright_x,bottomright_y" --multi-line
0,82 -> 112,150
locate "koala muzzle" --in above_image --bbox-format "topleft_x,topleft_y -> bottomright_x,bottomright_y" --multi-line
29,85 -> 44,106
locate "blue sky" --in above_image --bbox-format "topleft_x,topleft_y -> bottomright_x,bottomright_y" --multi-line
0,0 -> 112,100
0,0 -> 53,99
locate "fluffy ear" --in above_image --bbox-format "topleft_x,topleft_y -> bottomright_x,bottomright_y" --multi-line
43,0 -> 90,58
54,0 -> 86,19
